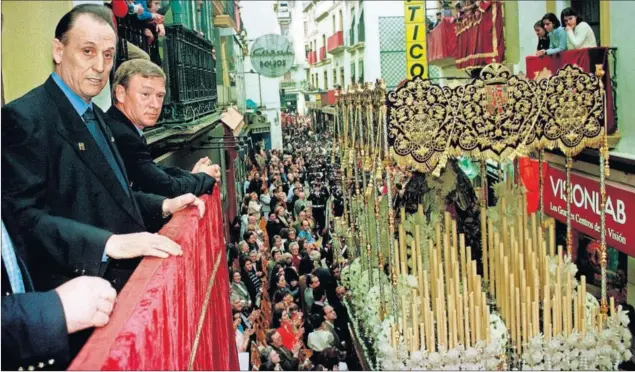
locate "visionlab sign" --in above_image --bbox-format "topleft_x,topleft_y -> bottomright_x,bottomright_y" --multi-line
543,165 -> 635,256
250,34 -> 295,78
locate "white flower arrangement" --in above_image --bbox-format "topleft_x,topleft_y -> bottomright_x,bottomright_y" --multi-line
547,254 -> 579,293
521,305 -> 632,370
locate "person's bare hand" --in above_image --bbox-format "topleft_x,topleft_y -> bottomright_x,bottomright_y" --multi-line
536,49 -> 546,56
55,276 -> 117,334
163,193 -> 205,219
151,13 -> 165,23
191,157 -> 210,173
105,232 -> 183,259
200,164 -> 222,183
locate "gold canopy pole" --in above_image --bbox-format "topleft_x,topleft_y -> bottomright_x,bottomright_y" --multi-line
596,64 -> 609,318
377,78 -> 398,317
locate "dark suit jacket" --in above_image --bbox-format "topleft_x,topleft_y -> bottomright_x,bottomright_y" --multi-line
1,77 -> 166,291
106,106 -> 215,198
270,345 -> 299,371
1,217 -> 69,371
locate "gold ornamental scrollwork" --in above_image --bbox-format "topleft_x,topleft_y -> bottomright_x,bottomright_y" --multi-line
535,64 -> 605,156
386,77 -> 459,173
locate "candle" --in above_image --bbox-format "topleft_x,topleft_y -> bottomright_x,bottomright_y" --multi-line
502,197 -> 508,252
399,224 -> 407,276
452,220 -> 458,258
516,288 -> 521,352
464,287 -> 470,348
610,297 -> 616,317
581,276 -> 587,335
475,305 -> 481,342
420,322 -> 425,352
412,290 -> 419,351
509,274 -> 515,342
549,222 -> 555,257
482,295 -> 490,343
483,221 -> 489,284
436,223 -> 441,256
457,293 -> 465,346
566,274 -> 572,335
488,218 -> 495,296
401,295 -> 408,341
460,234 -> 467,284
428,309 -> 435,352
544,284 -> 551,340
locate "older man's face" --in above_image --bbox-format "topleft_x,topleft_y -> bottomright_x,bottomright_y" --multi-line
52,14 -> 116,102
116,75 -> 166,128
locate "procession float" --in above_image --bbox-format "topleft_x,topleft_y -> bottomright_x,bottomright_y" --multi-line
330,61 -> 632,370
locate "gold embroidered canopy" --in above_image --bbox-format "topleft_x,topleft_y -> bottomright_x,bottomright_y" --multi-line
385,63 -> 605,174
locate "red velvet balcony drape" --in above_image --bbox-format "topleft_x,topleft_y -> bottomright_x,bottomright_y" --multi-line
69,190 -> 239,371
455,1 -> 505,69
427,18 -> 457,62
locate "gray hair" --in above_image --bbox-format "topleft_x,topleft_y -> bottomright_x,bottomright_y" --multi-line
112,59 -> 166,97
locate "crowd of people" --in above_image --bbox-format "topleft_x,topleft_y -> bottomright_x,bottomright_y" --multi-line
534,7 -> 598,55
2,4 -> 221,370
226,122 -> 359,371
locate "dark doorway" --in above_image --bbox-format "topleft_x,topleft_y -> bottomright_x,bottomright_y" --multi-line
571,0 -> 600,46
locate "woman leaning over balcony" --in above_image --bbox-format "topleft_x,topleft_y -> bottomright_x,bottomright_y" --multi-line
561,7 -> 598,50
536,13 -> 567,56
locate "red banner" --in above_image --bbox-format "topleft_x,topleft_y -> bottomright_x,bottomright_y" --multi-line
69,190 -> 239,370
427,18 -> 457,62
455,1 -> 505,69
543,165 -> 635,256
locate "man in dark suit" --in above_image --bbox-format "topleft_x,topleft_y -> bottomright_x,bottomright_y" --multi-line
1,4 -> 203,293
1,218 -> 116,370
266,330 -> 300,371
107,59 -> 220,198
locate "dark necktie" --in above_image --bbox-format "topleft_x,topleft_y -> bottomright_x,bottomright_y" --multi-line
82,107 -> 130,197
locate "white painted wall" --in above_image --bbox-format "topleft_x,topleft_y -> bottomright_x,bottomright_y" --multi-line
243,1 -> 283,149
515,0 -> 548,74
362,1 -> 404,82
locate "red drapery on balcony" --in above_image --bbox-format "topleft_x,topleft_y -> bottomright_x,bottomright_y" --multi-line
69,190 -> 239,371
319,46 -> 326,62
427,18 -> 456,62
455,1 -> 505,69
525,47 -> 616,134
327,31 -> 344,53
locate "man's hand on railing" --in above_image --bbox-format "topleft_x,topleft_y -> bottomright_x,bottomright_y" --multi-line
105,232 -> 183,259
163,193 -> 206,219
55,276 -> 117,334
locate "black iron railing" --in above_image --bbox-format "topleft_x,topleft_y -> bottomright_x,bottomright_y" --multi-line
160,24 -> 218,124
115,16 -> 160,66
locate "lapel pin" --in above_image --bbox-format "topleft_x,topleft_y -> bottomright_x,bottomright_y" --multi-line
78,142 -> 86,151
111,137 -> 115,142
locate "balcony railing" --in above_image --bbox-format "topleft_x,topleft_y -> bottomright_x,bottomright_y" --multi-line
69,192 -> 238,370
319,46 -> 326,62
307,50 -> 317,65
115,16 -> 160,66
160,24 -> 218,124
327,31 -> 345,54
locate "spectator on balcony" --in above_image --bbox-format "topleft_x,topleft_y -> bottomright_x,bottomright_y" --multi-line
2,4 -> 201,297
537,13 -> 566,56
561,7 -> 597,50
137,0 -> 166,45
106,1 -> 151,61
1,218 -> 117,371
534,20 -> 550,52
107,59 -> 221,198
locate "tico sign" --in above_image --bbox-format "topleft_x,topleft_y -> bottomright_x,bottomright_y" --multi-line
250,34 -> 295,78
543,165 -> 635,256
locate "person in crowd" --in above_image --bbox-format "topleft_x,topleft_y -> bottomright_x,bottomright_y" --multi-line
294,192 -> 308,217
289,242 -> 302,271
537,12 -> 567,56
1,4 -> 205,298
266,329 -> 301,371
1,219 -> 117,370
561,7 -> 597,50
107,59 -> 220,198
248,192 -> 262,217
276,308 -> 305,352
241,259 -> 262,306
234,311 -> 254,353
283,253 -> 300,298
260,186 -> 272,216
245,231 -> 260,252
307,315 -> 335,352
323,306 -> 345,351
249,250 -> 265,275
534,20 -> 550,52
231,271 -> 252,310
284,228 -> 297,252
272,273 -> 291,304
260,348 -> 283,371
298,220 -> 316,245
310,287 -> 327,319
248,172 -> 264,196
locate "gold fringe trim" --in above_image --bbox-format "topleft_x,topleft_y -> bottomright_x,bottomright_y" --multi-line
188,250 -> 224,370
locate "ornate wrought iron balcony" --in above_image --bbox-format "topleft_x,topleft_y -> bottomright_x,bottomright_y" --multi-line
160,24 -> 218,124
